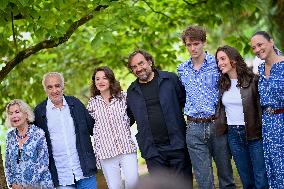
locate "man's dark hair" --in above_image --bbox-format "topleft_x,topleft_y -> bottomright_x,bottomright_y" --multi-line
127,49 -> 155,69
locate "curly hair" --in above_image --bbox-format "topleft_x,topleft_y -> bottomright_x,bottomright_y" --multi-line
90,66 -> 122,100
127,49 -> 155,69
5,99 -> 34,128
215,45 -> 254,93
181,25 -> 206,45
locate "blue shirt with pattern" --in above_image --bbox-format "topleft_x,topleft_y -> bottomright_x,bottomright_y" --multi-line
177,53 -> 220,118
5,124 -> 54,188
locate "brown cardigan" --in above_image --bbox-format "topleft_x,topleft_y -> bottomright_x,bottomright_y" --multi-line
215,75 -> 262,140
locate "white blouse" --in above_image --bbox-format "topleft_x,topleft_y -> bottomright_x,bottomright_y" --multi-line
87,93 -> 137,167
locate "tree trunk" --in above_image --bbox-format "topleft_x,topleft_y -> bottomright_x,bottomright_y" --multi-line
0,146 -> 8,189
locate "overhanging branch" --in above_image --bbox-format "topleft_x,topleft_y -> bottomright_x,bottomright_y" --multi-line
141,0 -> 171,19
11,11 -> 18,53
0,4 -> 109,82
183,0 -> 208,6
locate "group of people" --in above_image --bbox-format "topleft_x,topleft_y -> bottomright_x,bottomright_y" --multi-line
4,25 -> 283,189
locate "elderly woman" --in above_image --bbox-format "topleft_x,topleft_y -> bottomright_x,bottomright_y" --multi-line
5,99 -> 53,189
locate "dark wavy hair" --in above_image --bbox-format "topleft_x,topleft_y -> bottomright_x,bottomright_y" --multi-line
127,49 -> 155,69
90,66 -> 122,100
215,45 -> 254,93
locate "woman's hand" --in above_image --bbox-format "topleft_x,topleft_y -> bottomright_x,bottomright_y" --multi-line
11,184 -> 23,189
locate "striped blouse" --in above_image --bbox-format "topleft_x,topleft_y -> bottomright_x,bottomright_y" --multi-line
87,93 -> 137,167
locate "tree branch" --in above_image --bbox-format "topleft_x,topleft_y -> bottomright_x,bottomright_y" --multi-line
183,0 -> 208,6
140,0 -> 171,19
11,11 -> 18,53
0,4 -> 109,82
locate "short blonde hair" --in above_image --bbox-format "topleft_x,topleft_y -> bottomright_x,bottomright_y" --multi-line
5,99 -> 35,128
42,72 -> 64,91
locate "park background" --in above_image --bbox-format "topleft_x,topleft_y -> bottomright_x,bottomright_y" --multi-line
0,0 -> 283,188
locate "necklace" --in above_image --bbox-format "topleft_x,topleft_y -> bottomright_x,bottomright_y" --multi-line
16,126 -> 30,140
16,133 -> 28,140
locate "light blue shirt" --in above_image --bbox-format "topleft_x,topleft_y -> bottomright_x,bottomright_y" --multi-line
46,97 -> 84,186
177,53 -> 219,118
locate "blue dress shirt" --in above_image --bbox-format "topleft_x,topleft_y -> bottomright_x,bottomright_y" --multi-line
177,53 -> 220,118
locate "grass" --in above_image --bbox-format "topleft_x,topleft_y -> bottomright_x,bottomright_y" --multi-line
212,160 -> 242,189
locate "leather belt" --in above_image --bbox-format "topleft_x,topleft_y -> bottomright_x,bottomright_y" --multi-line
263,106 -> 284,114
187,115 -> 216,123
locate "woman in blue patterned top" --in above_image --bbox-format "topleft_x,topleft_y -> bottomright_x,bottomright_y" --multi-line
5,99 -> 53,189
251,31 -> 284,188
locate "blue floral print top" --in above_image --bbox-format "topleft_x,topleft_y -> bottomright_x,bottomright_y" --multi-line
5,124 -> 54,188
258,61 -> 284,108
177,53 -> 220,118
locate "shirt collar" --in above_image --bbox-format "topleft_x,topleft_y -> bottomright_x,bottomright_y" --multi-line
187,51 -> 210,68
47,96 -> 67,110
95,95 -> 119,105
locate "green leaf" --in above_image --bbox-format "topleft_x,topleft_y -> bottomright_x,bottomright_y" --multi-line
0,0 -> 9,10
18,0 -> 30,7
103,31 -> 114,44
91,31 -> 103,49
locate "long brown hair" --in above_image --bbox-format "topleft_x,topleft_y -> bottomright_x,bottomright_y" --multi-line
215,45 -> 254,93
90,66 -> 122,100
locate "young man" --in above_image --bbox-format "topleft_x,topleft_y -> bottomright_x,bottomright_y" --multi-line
177,26 -> 235,189
127,50 -> 193,188
34,72 -> 97,189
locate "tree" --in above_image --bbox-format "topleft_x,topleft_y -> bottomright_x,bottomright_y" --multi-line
0,147 -> 8,189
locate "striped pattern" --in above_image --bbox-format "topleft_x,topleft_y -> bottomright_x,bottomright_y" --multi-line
87,93 -> 137,167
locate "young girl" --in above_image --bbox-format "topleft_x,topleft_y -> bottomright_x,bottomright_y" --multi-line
87,66 -> 138,189
215,45 -> 268,189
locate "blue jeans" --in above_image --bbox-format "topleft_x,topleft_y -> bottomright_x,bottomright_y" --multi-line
76,176 -> 97,189
228,125 -> 268,189
186,121 -> 235,189
57,176 -> 97,189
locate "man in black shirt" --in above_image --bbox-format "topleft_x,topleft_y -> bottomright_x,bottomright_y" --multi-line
126,50 -> 192,187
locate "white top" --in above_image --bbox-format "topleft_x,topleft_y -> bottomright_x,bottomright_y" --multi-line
87,93 -> 137,168
46,97 -> 84,186
222,79 -> 245,125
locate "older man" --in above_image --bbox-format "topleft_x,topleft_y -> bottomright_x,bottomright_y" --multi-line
34,72 -> 97,189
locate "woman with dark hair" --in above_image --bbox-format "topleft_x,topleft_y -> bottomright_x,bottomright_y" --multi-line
87,66 -> 138,189
251,31 -> 284,188
215,45 -> 268,189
